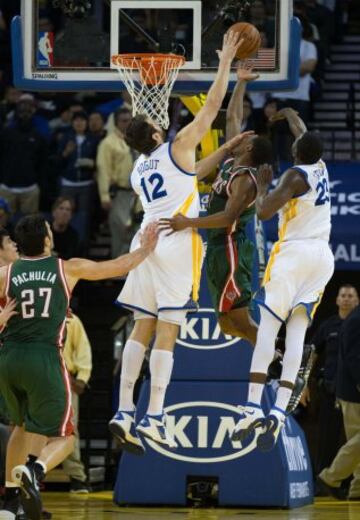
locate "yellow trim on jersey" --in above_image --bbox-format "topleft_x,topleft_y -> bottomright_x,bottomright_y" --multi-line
173,178 -> 198,217
311,291 -> 323,319
192,230 -> 203,302
263,199 -> 298,285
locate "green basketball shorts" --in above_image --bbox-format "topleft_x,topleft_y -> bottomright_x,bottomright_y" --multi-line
206,234 -> 254,316
0,343 -> 74,437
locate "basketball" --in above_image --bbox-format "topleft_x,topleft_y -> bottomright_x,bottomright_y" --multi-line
227,22 -> 261,60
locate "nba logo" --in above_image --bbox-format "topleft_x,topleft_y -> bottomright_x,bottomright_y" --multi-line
38,32 -> 54,67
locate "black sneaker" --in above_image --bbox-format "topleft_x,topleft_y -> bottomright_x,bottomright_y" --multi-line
316,475 -> 348,500
286,344 -> 314,414
0,492 -> 20,520
69,479 -> 89,494
11,465 -> 42,520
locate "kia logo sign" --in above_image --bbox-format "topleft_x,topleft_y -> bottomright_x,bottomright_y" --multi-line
145,401 -> 258,463
177,308 -> 239,349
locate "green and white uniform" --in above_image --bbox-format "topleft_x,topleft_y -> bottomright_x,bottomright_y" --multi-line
0,256 -> 74,436
205,157 -> 257,315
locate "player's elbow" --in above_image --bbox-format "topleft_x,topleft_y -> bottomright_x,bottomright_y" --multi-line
256,208 -> 272,221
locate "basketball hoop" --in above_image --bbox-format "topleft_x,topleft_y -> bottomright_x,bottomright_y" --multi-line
112,53 -> 185,129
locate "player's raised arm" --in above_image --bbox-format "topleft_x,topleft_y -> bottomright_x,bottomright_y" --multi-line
173,31 -> 243,152
64,223 -> 158,288
270,107 -> 307,139
195,131 -> 254,180
226,62 -> 259,141
255,164 -> 308,220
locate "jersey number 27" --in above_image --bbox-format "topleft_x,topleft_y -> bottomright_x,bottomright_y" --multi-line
21,288 -> 52,319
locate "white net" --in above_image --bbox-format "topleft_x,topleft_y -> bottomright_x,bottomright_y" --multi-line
112,54 -> 185,129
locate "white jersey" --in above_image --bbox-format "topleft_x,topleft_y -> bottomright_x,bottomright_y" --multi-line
278,159 -> 331,242
131,142 -> 200,227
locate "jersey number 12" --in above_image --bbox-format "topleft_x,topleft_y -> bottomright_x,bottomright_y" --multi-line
140,173 -> 167,203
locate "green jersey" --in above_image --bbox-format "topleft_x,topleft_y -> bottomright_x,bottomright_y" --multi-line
3,256 -> 70,347
207,158 -> 257,242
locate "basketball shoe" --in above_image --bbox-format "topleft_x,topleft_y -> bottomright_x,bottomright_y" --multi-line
286,344 -> 314,414
231,403 -> 265,442
109,410 -> 145,456
256,407 -> 286,452
11,464 -> 42,520
136,413 -> 177,448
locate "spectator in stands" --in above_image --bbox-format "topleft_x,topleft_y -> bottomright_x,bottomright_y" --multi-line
0,97 -> 47,215
96,107 -> 138,258
57,110 -> 98,250
88,111 -> 107,144
273,17 -> 318,125
254,97 -> 279,137
49,102 -> 73,145
51,196 -> 80,259
7,94 -> 51,140
311,285 -> 359,474
304,0 -> 334,58
317,302 -> 360,500
62,313 -> 92,494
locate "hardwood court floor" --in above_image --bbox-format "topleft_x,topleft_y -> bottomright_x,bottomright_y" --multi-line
42,492 -> 360,520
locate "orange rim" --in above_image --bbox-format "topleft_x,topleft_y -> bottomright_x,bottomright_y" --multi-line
111,53 -> 185,70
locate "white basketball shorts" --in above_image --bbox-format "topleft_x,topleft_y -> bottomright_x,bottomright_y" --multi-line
255,239 -> 334,323
116,229 -> 203,325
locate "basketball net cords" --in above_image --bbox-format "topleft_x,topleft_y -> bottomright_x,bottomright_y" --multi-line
113,56 -> 183,129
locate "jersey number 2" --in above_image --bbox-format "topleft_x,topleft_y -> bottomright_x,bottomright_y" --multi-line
21,288 -> 52,319
315,178 -> 330,206
140,173 -> 167,203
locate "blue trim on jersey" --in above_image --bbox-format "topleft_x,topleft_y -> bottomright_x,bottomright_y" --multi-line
159,298 -> 199,313
168,142 -> 196,176
291,166 -> 311,197
246,402 -> 263,410
254,288 -> 285,324
114,300 -> 157,318
292,301 -> 316,322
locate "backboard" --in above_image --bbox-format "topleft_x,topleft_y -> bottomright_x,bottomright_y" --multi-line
12,0 -> 301,93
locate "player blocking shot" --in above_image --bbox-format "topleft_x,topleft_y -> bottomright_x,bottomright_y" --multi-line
0,215 -> 158,520
109,31 -> 244,453
231,108 -> 334,451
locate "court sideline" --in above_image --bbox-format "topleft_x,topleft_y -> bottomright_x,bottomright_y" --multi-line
42,493 -> 360,519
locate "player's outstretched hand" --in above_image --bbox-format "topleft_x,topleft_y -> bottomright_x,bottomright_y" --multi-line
258,163 -> 273,187
0,299 -> 18,326
224,130 -> 255,153
269,107 -> 299,123
217,31 -> 244,63
159,214 -> 189,235
140,222 -> 159,252
235,61 -> 260,82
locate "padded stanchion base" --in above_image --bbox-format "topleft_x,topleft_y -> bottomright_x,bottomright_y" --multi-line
114,381 -> 313,508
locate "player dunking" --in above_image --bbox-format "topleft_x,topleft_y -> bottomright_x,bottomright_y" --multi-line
109,32 -> 244,452
0,215 -> 158,520
232,108 -> 334,450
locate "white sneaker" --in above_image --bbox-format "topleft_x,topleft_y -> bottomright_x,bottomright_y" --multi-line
109,410 -> 145,456
256,408 -> 286,452
231,404 -> 265,442
136,413 -> 177,448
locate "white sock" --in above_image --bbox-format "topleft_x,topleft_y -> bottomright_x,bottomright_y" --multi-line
147,349 -> 174,416
118,339 -> 146,412
250,307 -> 282,375
247,383 -> 264,407
274,386 -> 293,413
